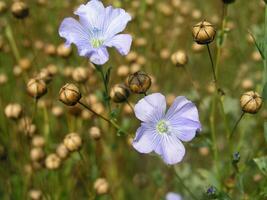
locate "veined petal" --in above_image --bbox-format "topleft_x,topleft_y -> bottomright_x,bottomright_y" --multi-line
166,96 -> 201,122
104,34 -> 132,55
170,117 -> 201,142
74,0 -> 105,31
90,47 -> 109,65
134,93 -> 166,123
103,6 -> 132,38
132,125 -> 161,154
166,192 -> 183,200
59,17 -> 93,57
157,135 -> 185,165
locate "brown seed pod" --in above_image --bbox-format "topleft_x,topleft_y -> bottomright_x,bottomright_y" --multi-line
28,189 -> 42,200
72,67 -> 89,83
171,50 -> 188,67
11,2 -> 29,19
36,68 -> 53,83
4,103 -> 23,120
26,78 -> 47,99
127,71 -> 151,94
57,43 -> 72,58
30,147 -> 45,162
240,91 -> 262,114
192,20 -> 216,45
63,133 -> 82,152
94,178 -> 109,195
59,83 -> 81,106
110,84 -> 130,103
56,143 -> 69,160
0,1 -> 7,14
45,154 -> 61,170
32,136 -> 45,148
19,58 -> 31,71
89,126 -> 101,140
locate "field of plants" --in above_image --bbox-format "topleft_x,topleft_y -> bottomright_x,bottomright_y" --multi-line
0,0 -> 267,199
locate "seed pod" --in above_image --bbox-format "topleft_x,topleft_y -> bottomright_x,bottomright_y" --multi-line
30,147 -> 45,162
63,133 -> 82,152
127,71 -> 151,94
4,103 -> 23,120
11,2 -> 29,19
89,126 -> 101,140
171,50 -> 188,67
36,68 -> 53,83
192,20 -> 216,45
32,136 -> 45,148
0,1 -> 7,14
59,83 -> 81,106
222,0 -> 235,4
110,84 -> 130,103
94,178 -> 109,195
57,43 -> 72,58
45,154 -> 61,170
240,91 -> 262,114
72,67 -> 89,83
19,58 -> 31,71
27,78 -> 47,99
28,189 -> 42,200
56,143 -> 69,160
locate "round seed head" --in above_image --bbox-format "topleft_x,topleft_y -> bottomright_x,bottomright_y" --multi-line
11,2 -> 29,19
4,103 -> 23,120
32,135 -> 45,148
45,154 -> 61,170
59,83 -> 81,106
28,189 -> 42,200
30,147 -> 45,162
240,91 -> 262,114
0,1 -> 7,14
26,78 -> 47,99
57,43 -> 72,58
192,20 -> 216,45
110,84 -> 130,103
72,67 -> 89,83
56,143 -> 69,160
171,50 -> 188,67
127,71 -> 151,94
89,126 -> 101,140
63,133 -> 82,152
94,178 -> 109,195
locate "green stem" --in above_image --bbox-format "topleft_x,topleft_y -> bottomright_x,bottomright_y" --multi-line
263,5 -> 267,87
5,22 -> 21,63
229,112 -> 245,139
206,44 -> 217,84
174,169 -> 198,200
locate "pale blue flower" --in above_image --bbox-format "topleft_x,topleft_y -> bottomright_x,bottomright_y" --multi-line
59,0 -> 132,65
166,192 -> 183,200
133,93 -> 201,165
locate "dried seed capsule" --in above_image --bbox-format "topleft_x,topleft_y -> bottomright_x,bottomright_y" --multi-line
36,68 -> 53,83
59,83 -> 81,106
127,71 -> 151,94
56,143 -> 69,160
63,133 -> 82,152
32,136 -> 45,148
72,67 -> 89,83
240,91 -> 262,114
222,0 -> 235,4
110,84 -> 130,103
4,103 -> 23,120
171,50 -> 188,67
0,1 -> 7,14
45,154 -> 61,170
192,20 -> 216,45
89,126 -> 101,140
26,78 -> 47,99
94,178 -> 109,195
30,147 -> 45,162
11,2 -> 29,19
28,189 -> 42,200
57,43 -> 72,58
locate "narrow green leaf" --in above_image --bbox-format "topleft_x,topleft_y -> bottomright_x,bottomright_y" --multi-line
254,156 -> 267,176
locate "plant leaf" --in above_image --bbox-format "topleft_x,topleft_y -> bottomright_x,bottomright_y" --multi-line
254,156 -> 267,176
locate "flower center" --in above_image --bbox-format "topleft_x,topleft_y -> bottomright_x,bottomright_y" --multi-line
156,120 -> 169,134
91,38 -> 104,48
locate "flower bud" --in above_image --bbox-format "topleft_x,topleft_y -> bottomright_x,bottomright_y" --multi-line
45,154 -> 61,170
89,126 -> 101,140
59,83 -> 81,106
171,50 -> 188,67
192,20 -> 216,44
4,103 -> 23,120
11,2 -> 29,19
94,178 -> 109,195
222,0 -> 235,4
63,133 -> 82,152
110,84 -> 130,103
56,143 -> 69,160
127,71 -> 151,94
240,91 -> 262,114
30,147 -> 45,162
26,78 -> 47,99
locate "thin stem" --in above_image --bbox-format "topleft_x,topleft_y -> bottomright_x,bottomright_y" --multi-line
229,112 -> 245,139
263,5 -> 267,87
206,44 -> 217,83
126,100 -> 134,113
5,22 -> 21,63
174,171 -> 198,200
78,101 -> 124,134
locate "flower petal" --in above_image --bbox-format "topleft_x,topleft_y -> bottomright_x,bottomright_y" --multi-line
166,192 -> 183,200
59,17 -> 93,57
104,34 -> 132,55
170,117 -> 201,142
74,0 -> 105,30
103,6 -> 132,38
90,47 -> 109,65
132,125 -> 161,154
157,135 -> 185,165
134,93 -> 166,123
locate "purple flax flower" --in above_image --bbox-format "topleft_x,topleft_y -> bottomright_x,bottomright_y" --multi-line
166,192 -> 183,200
59,0 -> 132,65
133,93 -> 201,165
